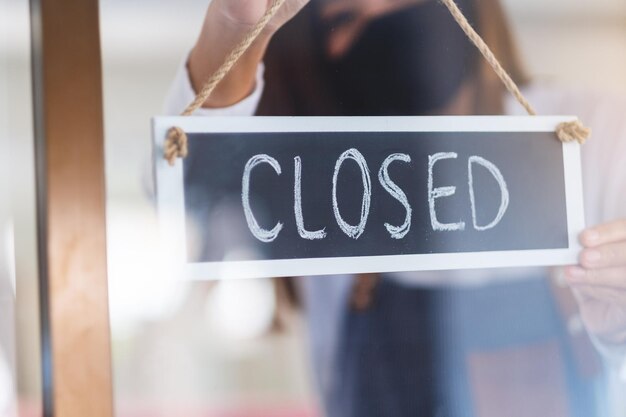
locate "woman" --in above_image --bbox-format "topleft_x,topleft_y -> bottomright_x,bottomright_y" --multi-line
164,0 -> 626,415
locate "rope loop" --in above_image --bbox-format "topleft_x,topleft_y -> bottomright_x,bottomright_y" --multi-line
164,0 -> 592,166
164,126 -> 188,166
556,120 -> 591,144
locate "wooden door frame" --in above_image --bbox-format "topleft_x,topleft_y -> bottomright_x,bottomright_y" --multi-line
30,0 -> 113,416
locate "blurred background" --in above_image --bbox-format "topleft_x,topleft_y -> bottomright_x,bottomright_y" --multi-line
1,0 -> 41,416
1,0 -> 626,415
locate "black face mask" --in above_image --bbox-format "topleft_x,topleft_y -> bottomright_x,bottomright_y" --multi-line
257,0 -> 478,116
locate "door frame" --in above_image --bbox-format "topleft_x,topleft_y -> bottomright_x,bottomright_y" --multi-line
30,0 -> 113,415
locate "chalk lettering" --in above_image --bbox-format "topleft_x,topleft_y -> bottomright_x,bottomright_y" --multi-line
242,154 -> 284,242
468,155 -> 509,231
378,153 -> 412,239
428,152 -> 465,232
294,156 -> 327,240
332,148 -> 371,239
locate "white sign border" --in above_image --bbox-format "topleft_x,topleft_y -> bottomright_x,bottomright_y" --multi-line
152,116 -> 585,281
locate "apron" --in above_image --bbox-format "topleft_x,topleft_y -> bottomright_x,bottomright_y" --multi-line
324,276 -> 602,417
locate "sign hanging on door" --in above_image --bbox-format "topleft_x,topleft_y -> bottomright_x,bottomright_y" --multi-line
152,116 -> 585,280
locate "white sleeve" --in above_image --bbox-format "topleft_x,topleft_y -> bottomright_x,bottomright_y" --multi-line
162,57 -> 265,116
144,58 -> 266,198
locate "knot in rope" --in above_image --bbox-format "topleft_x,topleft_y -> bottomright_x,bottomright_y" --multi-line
556,120 -> 591,144
164,126 -> 188,166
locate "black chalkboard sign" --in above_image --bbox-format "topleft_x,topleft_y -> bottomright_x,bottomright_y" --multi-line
153,116 -> 584,280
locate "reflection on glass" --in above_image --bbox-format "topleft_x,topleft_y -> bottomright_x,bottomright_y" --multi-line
102,0 -> 626,416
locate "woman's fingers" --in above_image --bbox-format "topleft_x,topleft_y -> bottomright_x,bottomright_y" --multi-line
321,0 -> 428,58
580,219 -> 626,248
214,0 -> 310,33
321,0 -> 354,20
565,265 -> 626,289
322,0 -> 426,21
326,16 -> 368,58
578,241 -> 626,269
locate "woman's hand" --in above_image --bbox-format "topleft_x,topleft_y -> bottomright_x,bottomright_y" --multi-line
213,0 -> 310,34
189,0 -> 309,108
565,219 -> 626,348
321,0 -> 425,57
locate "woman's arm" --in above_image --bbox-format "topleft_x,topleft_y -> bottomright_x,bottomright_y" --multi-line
187,0 -> 309,109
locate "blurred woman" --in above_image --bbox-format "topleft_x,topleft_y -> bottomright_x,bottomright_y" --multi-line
165,1 -> 626,416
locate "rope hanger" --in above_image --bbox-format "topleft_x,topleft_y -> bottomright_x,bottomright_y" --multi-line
164,0 -> 591,166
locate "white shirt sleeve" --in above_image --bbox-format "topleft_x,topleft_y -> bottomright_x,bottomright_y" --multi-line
144,58 -> 266,197
162,57 -> 265,116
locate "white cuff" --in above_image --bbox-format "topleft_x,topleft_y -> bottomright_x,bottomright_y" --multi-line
162,56 -> 265,117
